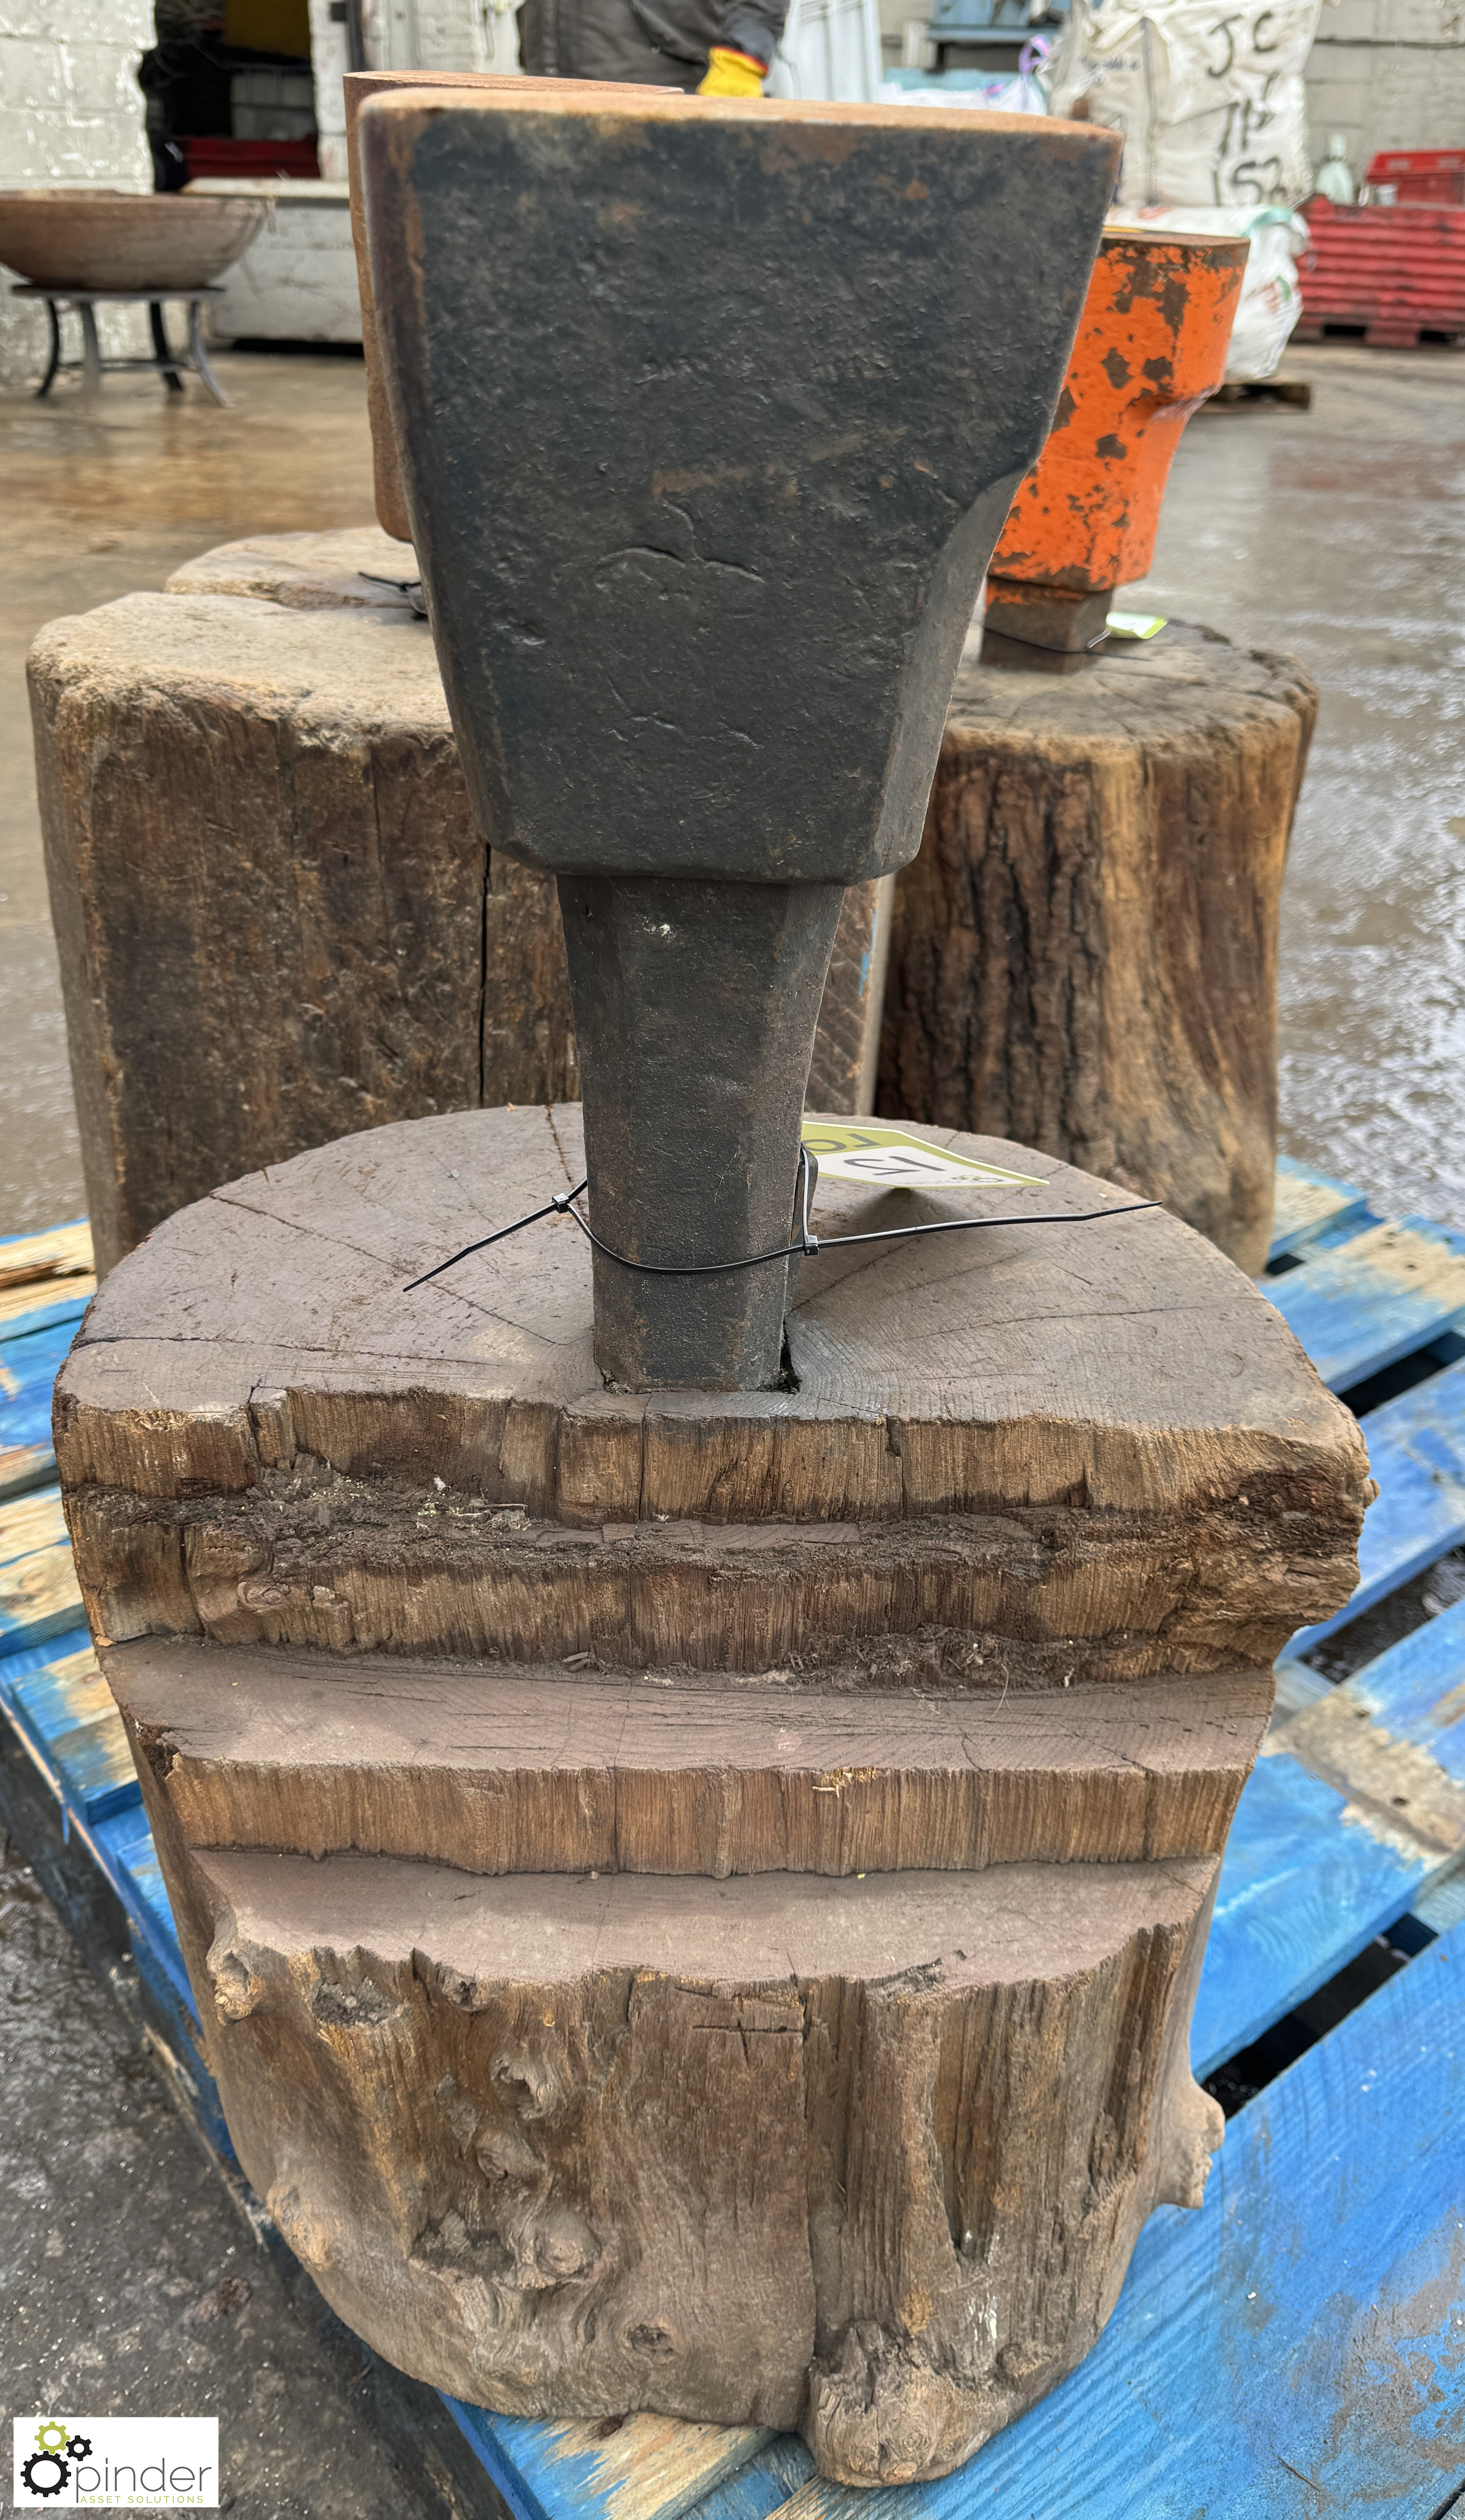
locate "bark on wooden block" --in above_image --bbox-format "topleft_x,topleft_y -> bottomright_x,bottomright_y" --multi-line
29,590 -> 570,1279
172,1840 -> 1219,2478
876,623 -> 1319,1277
56,1104 -> 1366,2477
33,556 -> 892,1274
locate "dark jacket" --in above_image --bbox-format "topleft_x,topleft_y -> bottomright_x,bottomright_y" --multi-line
518,0 -> 787,87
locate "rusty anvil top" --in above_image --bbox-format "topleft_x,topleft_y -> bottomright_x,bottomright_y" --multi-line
359,92 -> 1120,889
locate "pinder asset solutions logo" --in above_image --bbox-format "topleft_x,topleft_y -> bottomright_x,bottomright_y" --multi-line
11,2416 -> 218,2508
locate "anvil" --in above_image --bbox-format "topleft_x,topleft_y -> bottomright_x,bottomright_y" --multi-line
359,88 -> 1119,1387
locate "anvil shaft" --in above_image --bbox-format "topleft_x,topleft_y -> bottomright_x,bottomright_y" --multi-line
561,874 -> 842,1388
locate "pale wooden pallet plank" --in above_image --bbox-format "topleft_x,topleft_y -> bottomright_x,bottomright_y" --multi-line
0,1483 -> 82,1656
0,1219 -> 95,1345
0,1320 -> 75,1498
1267,1154 -> 1370,1263
4,1643 -> 141,1826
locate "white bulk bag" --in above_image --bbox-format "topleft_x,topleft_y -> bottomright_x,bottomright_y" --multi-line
1051,0 -> 1321,212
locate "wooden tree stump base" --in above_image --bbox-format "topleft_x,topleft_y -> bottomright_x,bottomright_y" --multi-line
184,1845 -> 1219,2459
32,542 -> 890,1274
55,1106 -> 1367,2483
877,623 -> 1318,1276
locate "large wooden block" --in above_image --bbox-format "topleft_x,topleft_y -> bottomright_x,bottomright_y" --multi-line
877,623 -> 1318,1275
31,590 -> 519,1279
32,562 -> 893,1276
47,74 -> 1360,2480
56,1107 -> 1366,2475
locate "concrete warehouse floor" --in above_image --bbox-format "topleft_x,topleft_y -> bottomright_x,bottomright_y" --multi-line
0,1830 -> 437,2517
1,338 -> 1464,2511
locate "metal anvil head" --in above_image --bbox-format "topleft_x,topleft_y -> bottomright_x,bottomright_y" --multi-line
360,90 -> 1118,1388
985,227 -> 1248,665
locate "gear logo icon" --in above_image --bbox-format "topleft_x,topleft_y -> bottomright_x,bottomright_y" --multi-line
19,2419 -> 84,2500
20,2445 -> 70,2498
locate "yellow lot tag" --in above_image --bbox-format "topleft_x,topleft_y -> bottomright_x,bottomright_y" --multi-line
800,1122 -> 1044,1191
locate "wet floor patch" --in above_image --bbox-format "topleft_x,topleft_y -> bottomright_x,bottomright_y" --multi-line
1129,340 -> 1465,1234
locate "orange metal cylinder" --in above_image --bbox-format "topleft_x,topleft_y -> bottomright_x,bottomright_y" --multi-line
985,228 -> 1248,665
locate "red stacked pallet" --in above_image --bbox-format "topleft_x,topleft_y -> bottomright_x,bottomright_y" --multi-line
1298,197 -> 1465,348
1366,149 -> 1465,206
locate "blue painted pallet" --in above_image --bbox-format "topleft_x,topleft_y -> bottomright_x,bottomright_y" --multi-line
0,1318 -> 73,1496
6,1172 -> 1465,2520
3,1641 -> 143,1826
1259,1179 -> 1465,1663
1193,1593 -> 1465,2075
1266,1214 -> 1465,1393
0,1480 -> 84,1654
1284,1358 -> 1465,1661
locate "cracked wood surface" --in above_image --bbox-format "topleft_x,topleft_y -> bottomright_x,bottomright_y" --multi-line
108,1636 -> 1269,1876
55,1106 -> 1368,1674
878,623 -> 1318,1276
166,523 -> 425,611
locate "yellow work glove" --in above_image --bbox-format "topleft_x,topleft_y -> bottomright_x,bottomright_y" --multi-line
698,45 -> 767,93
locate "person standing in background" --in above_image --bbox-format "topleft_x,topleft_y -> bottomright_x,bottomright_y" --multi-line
517,0 -> 786,94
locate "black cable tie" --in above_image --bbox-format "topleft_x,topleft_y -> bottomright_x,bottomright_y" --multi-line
402,1179 -> 588,1290
403,1159 -> 1160,1294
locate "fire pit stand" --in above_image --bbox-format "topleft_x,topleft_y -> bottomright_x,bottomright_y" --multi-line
13,283 -> 230,403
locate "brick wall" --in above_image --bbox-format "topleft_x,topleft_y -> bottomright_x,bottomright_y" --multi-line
0,1 -> 154,390
1306,0 -> 1465,182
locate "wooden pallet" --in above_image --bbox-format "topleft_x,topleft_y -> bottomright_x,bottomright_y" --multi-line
1294,319 -> 1465,350
1207,376 -> 1314,409
3,1173 -> 1465,2520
